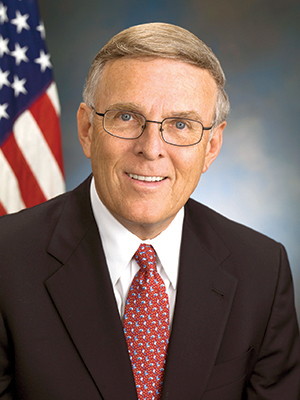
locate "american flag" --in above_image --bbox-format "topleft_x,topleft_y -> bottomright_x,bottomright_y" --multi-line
0,0 -> 65,216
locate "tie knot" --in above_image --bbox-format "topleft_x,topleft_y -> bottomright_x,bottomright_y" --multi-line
134,243 -> 157,272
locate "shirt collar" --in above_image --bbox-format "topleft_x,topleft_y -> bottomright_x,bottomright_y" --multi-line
90,178 -> 184,290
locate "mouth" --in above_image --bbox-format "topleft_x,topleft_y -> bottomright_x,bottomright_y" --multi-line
127,173 -> 166,182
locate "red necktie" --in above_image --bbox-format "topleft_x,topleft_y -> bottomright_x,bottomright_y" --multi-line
123,244 -> 169,400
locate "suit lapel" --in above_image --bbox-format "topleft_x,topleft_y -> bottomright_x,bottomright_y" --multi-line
162,201 -> 238,399
45,178 -> 137,400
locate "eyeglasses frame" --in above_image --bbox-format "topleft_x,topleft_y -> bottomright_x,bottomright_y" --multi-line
93,109 -> 213,147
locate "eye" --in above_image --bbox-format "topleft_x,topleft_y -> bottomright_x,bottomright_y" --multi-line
175,120 -> 187,130
120,113 -> 133,122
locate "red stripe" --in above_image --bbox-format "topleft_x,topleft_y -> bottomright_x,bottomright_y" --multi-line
0,200 -> 7,217
1,133 -> 47,208
29,92 -> 65,175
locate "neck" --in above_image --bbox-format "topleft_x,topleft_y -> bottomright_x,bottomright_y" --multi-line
111,213 -> 176,240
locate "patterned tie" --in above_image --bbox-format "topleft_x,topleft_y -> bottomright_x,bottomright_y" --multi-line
123,244 -> 169,400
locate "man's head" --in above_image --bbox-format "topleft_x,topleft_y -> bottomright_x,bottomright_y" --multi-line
78,23 -> 229,239
83,22 -> 229,129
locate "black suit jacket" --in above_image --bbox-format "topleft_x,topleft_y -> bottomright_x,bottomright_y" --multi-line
0,176 -> 299,399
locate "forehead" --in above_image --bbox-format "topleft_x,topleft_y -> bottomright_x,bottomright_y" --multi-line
96,57 -> 217,119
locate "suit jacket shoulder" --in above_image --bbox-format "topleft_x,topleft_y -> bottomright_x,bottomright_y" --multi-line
0,176 -> 92,253
185,197 -> 281,256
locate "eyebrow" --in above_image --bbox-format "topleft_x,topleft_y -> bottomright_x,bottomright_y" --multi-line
107,102 -> 142,112
106,103 -> 204,122
167,110 -> 203,122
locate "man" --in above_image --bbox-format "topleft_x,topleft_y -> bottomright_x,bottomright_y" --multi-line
0,22 -> 299,399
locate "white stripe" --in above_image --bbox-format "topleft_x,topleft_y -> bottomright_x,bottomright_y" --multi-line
13,111 -> 65,200
46,82 -> 61,115
0,149 -> 26,213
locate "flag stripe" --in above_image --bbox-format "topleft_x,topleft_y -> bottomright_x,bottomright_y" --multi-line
13,110 -> 65,200
0,149 -> 26,213
0,201 -> 7,216
29,88 -> 64,173
1,133 -> 47,208
46,82 -> 61,116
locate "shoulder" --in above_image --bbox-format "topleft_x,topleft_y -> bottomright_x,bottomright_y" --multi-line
0,191 -> 68,244
184,198 -> 284,268
0,176 -> 92,247
185,197 -> 280,244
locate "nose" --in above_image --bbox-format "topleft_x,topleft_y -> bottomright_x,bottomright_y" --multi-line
133,120 -> 165,160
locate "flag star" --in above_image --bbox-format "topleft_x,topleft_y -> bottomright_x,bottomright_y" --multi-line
0,102 -> 9,120
0,35 -> 9,57
34,49 -> 52,72
36,21 -> 45,39
10,43 -> 29,65
0,2 -> 8,24
0,68 -> 10,89
11,10 -> 30,34
11,75 -> 27,97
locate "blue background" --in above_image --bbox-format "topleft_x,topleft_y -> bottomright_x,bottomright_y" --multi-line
38,0 -> 300,320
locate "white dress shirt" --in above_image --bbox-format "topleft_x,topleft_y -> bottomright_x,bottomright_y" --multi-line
90,178 -> 184,326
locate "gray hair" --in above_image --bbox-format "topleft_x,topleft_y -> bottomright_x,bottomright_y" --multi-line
83,22 -> 229,127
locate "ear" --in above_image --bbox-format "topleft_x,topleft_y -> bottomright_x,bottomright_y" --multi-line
77,103 -> 93,159
202,121 -> 226,173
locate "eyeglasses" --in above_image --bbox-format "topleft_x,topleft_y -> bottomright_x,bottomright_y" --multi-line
93,109 -> 212,147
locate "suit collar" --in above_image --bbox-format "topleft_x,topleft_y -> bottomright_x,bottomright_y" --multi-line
183,198 -> 232,265
47,176 -> 95,264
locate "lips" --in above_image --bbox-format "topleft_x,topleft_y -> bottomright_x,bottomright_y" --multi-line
127,173 -> 166,182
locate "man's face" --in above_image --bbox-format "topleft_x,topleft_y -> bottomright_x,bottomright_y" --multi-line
78,57 -> 226,239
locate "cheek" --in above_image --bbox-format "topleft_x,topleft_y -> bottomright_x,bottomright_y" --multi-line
174,146 -> 205,182
91,128 -> 115,163
90,134 -> 129,181
90,134 -> 110,182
